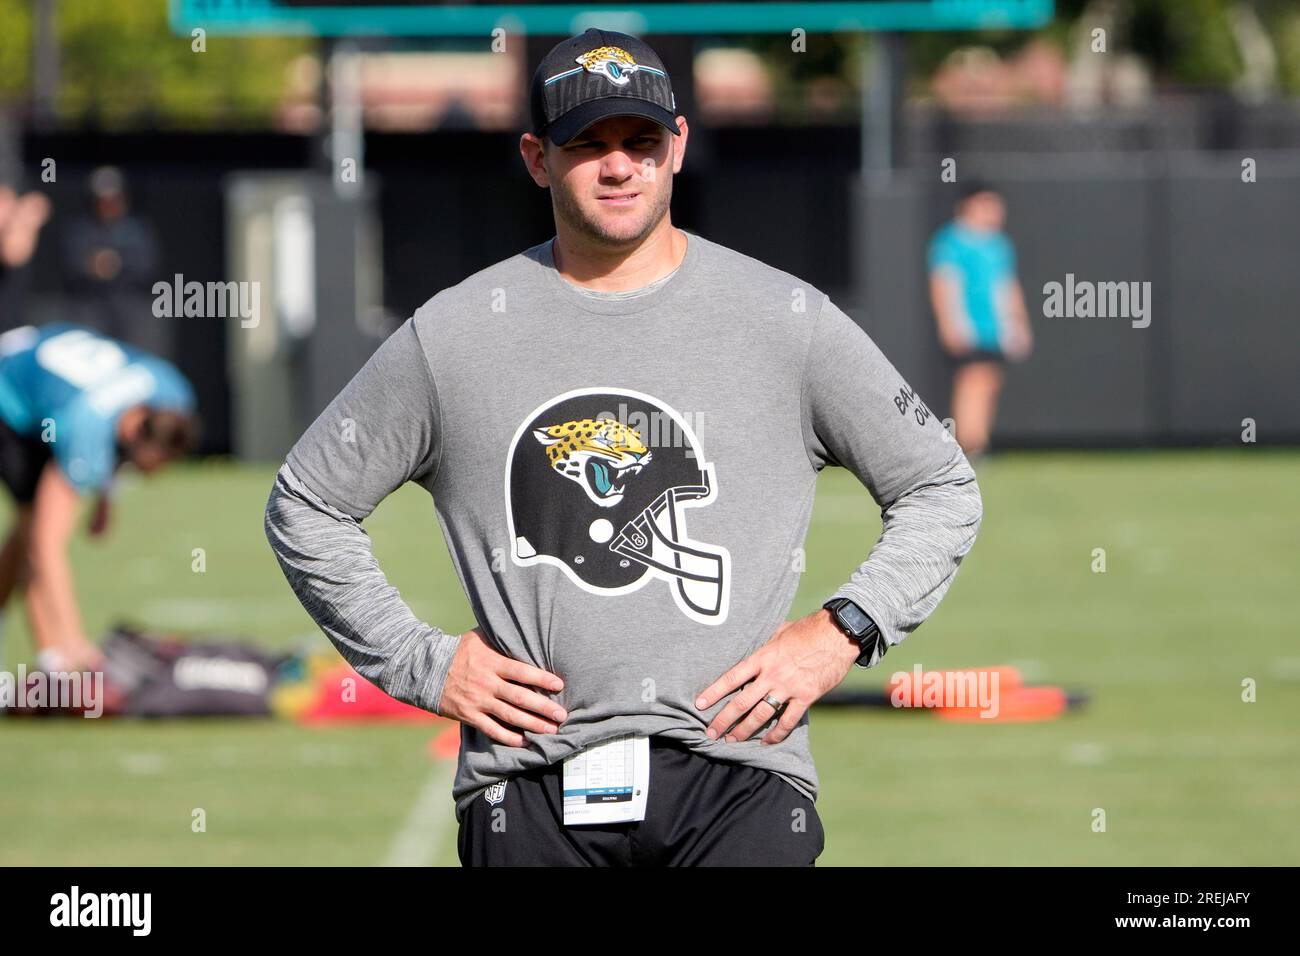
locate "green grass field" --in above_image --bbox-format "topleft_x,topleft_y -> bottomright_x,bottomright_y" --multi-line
1,450 -> 1296,866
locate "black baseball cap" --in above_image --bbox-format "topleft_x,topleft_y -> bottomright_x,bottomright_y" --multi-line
530,28 -> 680,146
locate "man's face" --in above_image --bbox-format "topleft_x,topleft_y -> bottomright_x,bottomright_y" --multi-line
94,192 -> 127,221
958,192 -> 1006,232
530,114 -> 684,247
125,441 -> 168,474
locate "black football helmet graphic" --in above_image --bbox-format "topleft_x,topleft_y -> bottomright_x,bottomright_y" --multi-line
505,387 -> 731,625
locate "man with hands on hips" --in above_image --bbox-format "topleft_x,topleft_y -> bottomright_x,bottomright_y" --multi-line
267,27 -> 982,866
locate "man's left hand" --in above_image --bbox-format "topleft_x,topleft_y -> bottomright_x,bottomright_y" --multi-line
695,610 -> 861,746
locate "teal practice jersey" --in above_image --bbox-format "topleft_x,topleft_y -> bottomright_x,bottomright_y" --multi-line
927,222 -> 1017,352
0,324 -> 195,492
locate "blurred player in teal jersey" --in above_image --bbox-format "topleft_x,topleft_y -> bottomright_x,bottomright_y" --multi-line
0,324 -> 197,671
928,181 -> 1034,457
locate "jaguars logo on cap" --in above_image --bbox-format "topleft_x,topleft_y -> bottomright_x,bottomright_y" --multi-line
575,46 -> 642,87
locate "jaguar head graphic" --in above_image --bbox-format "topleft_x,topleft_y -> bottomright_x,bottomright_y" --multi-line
575,45 -> 642,87
532,417 -> 654,507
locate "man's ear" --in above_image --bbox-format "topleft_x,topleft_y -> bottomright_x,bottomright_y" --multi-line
520,132 -> 551,188
670,116 -> 688,175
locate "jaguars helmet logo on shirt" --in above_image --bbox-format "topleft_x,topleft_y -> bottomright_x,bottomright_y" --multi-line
505,387 -> 731,626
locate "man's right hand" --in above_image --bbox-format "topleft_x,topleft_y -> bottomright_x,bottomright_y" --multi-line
438,628 -> 567,748
938,322 -> 970,356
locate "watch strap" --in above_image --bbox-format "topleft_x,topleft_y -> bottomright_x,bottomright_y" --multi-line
823,597 -> 884,668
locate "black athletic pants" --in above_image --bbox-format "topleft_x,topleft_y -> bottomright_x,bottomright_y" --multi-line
458,735 -> 825,866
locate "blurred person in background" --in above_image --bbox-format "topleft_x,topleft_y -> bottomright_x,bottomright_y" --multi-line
0,323 -> 196,672
61,167 -> 167,357
928,180 -> 1033,458
0,185 -> 52,334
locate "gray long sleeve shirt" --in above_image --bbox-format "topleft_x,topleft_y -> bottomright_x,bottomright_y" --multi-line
264,229 -> 983,824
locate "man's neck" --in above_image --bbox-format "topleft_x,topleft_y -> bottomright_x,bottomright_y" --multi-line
551,223 -> 687,293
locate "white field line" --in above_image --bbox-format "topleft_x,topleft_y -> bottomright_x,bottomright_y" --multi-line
380,756 -> 458,867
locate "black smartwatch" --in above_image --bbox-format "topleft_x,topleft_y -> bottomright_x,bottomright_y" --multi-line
823,597 -> 883,668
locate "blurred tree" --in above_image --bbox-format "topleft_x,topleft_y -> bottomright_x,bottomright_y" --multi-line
1262,0 -> 1300,94
0,0 -> 313,128
0,0 -> 34,102
712,31 -> 867,122
1128,0 -> 1241,86
904,0 -> 1300,94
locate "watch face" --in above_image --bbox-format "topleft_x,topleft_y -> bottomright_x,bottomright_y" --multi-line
839,601 -> 874,635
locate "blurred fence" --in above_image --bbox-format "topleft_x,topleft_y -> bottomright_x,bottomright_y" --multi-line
9,115 -> 1300,454
858,149 -> 1300,446
906,100 -> 1300,156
